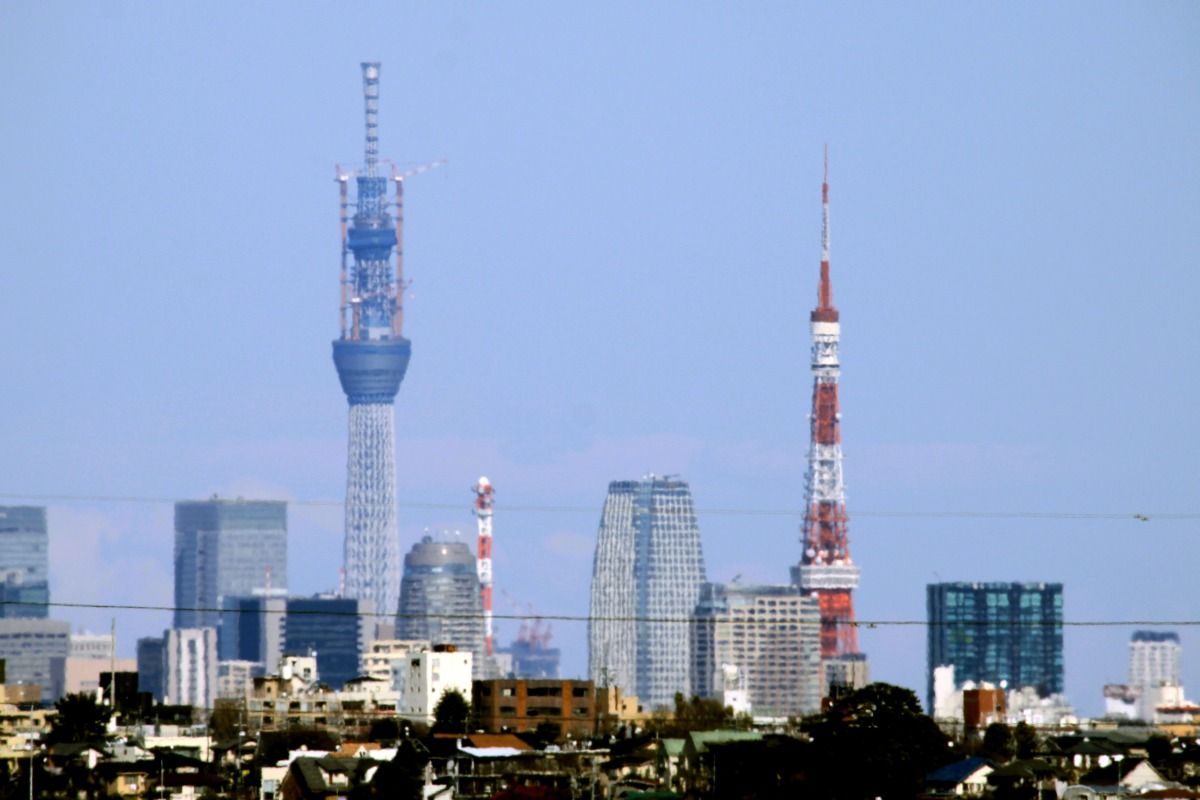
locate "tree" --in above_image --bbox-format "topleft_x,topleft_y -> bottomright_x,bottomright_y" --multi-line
672,693 -> 734,732
209,698 -> 243,742
981,722 -> 1015,763
350,737 -> 428,800
432,690 -> 470,735
47,692 -> 112,744
805,682 -> 953,799
367,717 -> 401,743
1013,721 -> 1039,759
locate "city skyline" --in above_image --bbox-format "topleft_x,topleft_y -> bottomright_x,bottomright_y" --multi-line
1,4 -> 1198,717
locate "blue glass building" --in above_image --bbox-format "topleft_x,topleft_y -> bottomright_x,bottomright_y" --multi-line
0,506 -> 49,618
926,582 -> 1064,712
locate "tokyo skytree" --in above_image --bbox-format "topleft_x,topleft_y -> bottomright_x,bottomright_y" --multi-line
331,62 -> 414,621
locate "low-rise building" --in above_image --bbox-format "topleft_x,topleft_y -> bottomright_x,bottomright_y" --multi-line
397,645 -> 472,724
472,678 -> 596,738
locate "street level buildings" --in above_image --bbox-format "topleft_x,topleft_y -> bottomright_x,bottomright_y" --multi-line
173,499 -> 287,629
926,582 -> 1064,713
588,476 -> 707,710
691,582 -> 821,717
0,506 -> 49,618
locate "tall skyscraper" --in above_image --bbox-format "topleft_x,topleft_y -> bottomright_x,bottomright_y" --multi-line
791,158 -> 863,671
1129,631 -> 1181,689
0,506 -> 49,618
332,62 -> 415,622
588,475 -> 707,710
284,595 -> 373,690
395,536 -> 485,675
691,582 -> 821,717
926,582 -> 1064,712
173,499 -> 287,629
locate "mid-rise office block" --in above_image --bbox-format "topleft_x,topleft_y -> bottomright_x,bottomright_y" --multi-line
137,636 -> 165,701
691,583 -> 821,717
926,582 -> 1063,712
0,618 -> 69,703
0,506 -> 49,619
174,498 -> 287,629
284,595 -> 373,690
395,537 -> 485,675
164,627 -> 218,711
473,679 -> 596,738
589,476 -> 706,710
218,593 -> 286,676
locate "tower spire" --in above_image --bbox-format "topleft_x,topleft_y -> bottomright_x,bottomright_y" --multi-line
362,62 -> 380,178
814,146 -> 837,322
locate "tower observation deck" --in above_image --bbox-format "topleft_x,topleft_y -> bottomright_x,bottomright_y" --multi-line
791,156 -> 863,662
332,62 -> 410,621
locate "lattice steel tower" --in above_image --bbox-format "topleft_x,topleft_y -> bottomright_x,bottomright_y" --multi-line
332,63 -> 409,620
791,155 -> 862,659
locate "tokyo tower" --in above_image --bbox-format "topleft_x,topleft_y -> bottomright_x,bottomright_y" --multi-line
792,154 -> 862,661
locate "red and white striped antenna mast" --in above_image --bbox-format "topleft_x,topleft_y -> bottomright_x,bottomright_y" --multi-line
473,477 -> 496,656
794,149 -> 862,661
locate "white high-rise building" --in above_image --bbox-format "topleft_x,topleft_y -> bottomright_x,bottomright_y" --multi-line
691,582 -> 822,717
588,476 -> 706,710
164,628 -> 218,711
1129,631 -> 1181,689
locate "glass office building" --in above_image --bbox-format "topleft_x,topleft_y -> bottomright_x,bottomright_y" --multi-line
284,595 -> 372,690
0,506 -> 49,618
174,499 -> 287,629
395,537 -> 485,676
926,582 -> 1064,712
589,475 -> 707,710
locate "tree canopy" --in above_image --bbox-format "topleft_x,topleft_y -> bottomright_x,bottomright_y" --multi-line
47,693 -> 112,745
432,690 -> 470,735
805,682 -> 953,799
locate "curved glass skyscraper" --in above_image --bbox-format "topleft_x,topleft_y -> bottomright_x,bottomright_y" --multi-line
588,475 -> 706,710
396,536 -> 485,675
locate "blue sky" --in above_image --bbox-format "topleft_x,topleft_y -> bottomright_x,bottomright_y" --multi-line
1,2 -> 1197,716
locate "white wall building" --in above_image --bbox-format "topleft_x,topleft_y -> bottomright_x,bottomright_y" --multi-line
164,628 -> 218,711
396,646 -> 472,724
360,639 -> 431,684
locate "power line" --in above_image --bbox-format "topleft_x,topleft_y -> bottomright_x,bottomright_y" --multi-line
1,492 -> 1195,522
7,600 -> 1197,628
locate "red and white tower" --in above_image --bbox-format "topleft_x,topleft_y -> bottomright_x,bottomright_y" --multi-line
473,477 -> 495,657
793,154 -> 862,660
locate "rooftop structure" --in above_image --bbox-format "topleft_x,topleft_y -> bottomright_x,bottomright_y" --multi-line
588,475 -> 706,710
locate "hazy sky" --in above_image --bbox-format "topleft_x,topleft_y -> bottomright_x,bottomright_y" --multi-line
2,3 -> 1197,716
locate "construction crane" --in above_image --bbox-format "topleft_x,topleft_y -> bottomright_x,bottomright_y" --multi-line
392,159 -> 447,337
